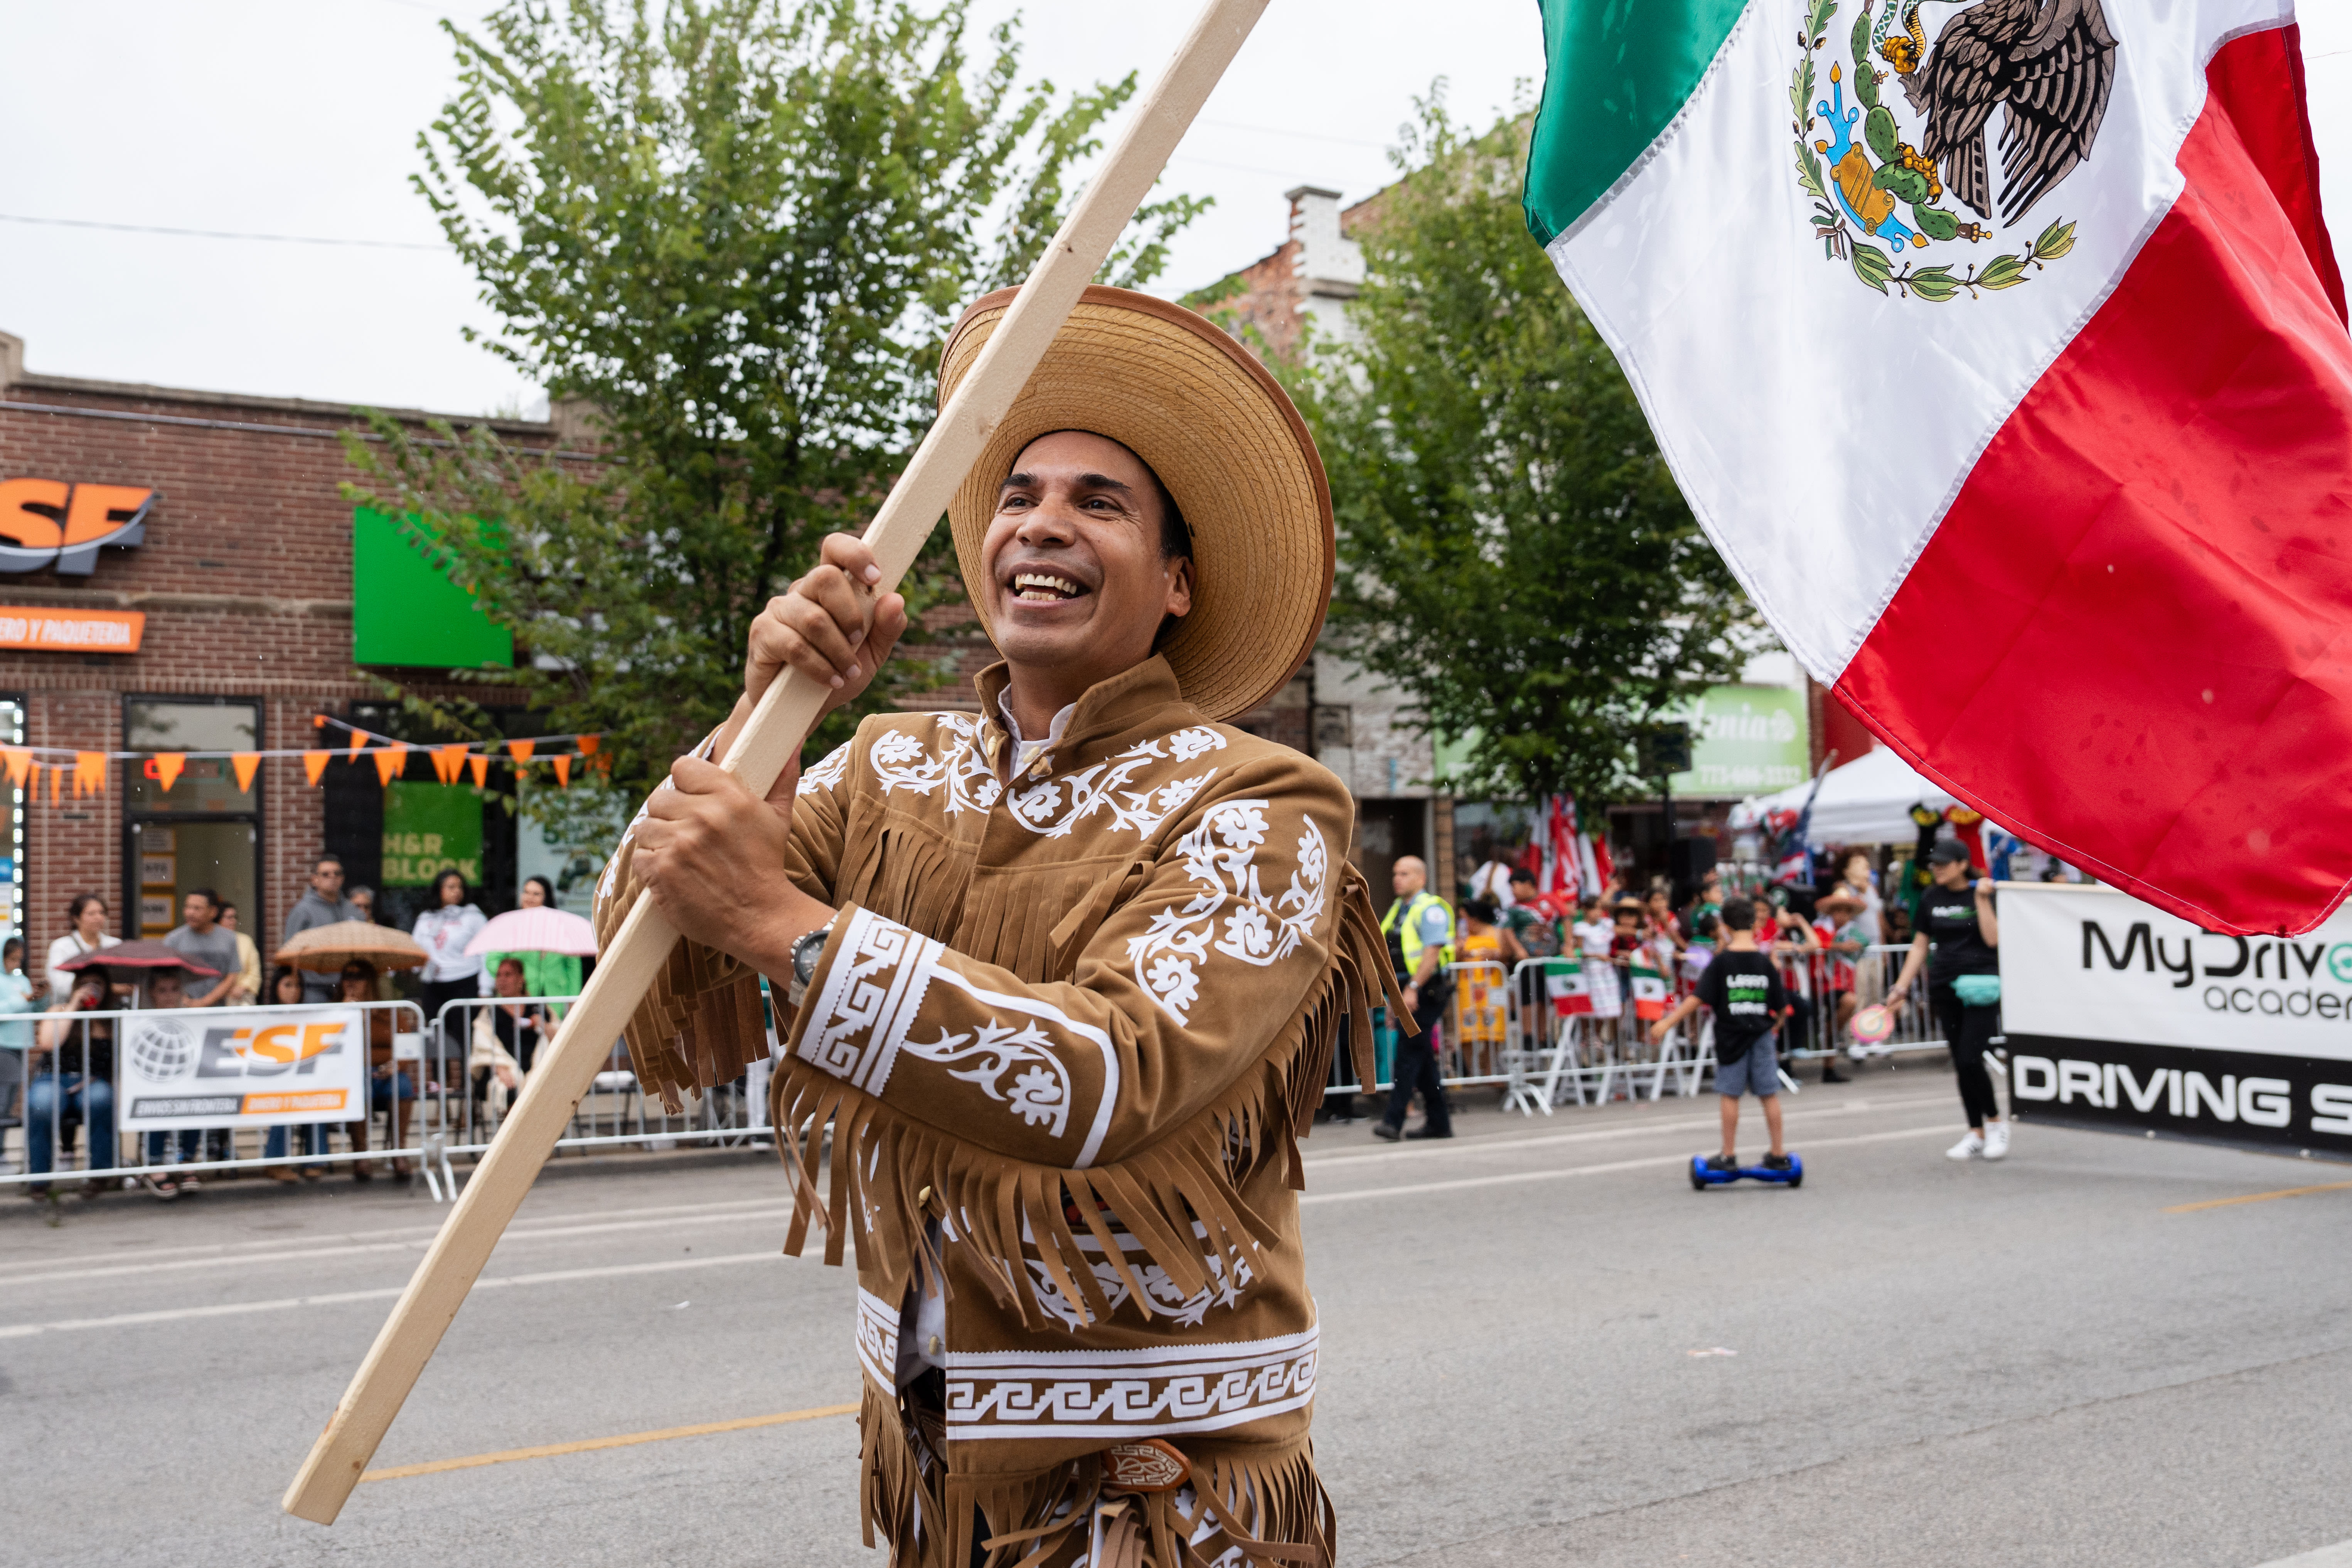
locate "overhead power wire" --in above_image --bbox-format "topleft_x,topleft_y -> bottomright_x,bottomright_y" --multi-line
0,212 -> 447,251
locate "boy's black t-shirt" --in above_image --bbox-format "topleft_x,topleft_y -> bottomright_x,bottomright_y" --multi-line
1918,884 -> 1998,987
1695,950 -> 1788,1064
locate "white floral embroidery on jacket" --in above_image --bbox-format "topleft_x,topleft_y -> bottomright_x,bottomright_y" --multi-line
1004,728 -> 1227,840
797,739 -> 854,796
863,714 -> 1001,812
1127,801 -> 1329,1027
1024,1226 -> 1256,1329
898,1017 -> 1074,1137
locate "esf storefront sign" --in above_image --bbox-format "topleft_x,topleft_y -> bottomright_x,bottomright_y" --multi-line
2000,884 -> 2352,1159
115,1005 -> 371,1131
0,477 -> 152,575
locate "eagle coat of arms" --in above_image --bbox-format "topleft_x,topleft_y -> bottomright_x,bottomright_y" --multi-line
1791,0 -> 2119,298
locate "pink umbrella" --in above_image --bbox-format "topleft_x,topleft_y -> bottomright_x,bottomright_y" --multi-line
464,906 -> 598,958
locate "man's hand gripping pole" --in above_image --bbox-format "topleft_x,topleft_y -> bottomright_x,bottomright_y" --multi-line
281,0 -> 1271,1524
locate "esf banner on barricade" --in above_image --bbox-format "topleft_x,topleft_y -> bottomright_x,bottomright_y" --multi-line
2000,884 -> 2352,1159
116,1006 -> 368,1131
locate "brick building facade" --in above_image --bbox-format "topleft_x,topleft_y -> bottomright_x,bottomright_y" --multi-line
0,332 -> 570,988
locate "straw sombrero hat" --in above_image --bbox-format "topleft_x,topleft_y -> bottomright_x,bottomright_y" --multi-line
938,285 -> 1335,722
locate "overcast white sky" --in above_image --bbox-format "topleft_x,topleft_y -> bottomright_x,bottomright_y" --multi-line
1,1 -> 2345,416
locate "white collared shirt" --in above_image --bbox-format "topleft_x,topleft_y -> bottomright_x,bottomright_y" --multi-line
999,699 -> 1076,780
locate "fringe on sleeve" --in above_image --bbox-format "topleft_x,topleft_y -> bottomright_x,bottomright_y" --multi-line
591,819 -> 770,1113
773,864 -> 1403,1320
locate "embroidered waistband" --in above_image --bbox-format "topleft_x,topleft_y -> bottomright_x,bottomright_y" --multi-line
941,1324 -> 1318,1440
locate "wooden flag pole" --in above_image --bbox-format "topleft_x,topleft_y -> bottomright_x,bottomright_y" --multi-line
281,0 -> 1271,1526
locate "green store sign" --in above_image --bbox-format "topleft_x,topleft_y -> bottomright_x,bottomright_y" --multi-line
382,782 -> 483,887
1670,685 -> 1809,796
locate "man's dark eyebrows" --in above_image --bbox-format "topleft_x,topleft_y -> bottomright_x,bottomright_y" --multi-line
997,470 -> 1137,497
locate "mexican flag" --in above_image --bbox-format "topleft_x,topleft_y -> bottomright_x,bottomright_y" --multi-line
1525,0 -> 2347,936
1629,959 -> 1672,1021
1544,959 -> 1594,1016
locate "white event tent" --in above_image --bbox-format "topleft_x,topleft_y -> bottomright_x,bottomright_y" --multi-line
1728,746 -> 1961,846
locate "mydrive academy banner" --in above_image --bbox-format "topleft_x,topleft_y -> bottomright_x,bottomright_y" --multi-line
2000,884 -> 2352,1159
116,1006 -> 367,1132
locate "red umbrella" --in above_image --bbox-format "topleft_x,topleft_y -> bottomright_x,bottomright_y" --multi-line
57,939 -> 219,977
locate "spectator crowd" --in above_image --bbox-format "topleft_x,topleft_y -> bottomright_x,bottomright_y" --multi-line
3,850 -> 585,1202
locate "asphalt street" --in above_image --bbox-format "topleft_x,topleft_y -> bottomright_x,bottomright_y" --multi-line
6,1057 -> 2351,1567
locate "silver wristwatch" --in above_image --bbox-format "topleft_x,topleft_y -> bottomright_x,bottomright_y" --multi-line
786,917 -> 836,1010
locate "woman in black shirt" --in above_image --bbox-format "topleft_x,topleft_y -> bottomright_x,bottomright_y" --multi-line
1888,840 -> 2007,1160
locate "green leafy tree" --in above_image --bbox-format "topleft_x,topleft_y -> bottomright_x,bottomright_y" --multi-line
1270,96 -> 1757,808
345,0 -> 1206,837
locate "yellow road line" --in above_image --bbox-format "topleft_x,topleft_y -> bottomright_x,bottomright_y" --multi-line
2165,1180 -> 2352,1214
360,1401 -> 858,1482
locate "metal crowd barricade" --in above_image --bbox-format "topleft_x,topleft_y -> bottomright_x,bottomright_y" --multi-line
1769,943 -> 1948,1065
0,992 -> 789,1203
1314,938 -> 1964,1120
423,995 -> 777,1193
1493,957 -> 1710,1114
1316,963 -> 1518,1111
0,1000 -> 425,1191
1499,959 -> 1578,1114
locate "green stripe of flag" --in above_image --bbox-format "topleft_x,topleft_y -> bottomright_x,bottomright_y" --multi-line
1523,0 -> 1752,247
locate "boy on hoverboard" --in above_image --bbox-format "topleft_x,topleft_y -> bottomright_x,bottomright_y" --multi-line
1653,896 -> 1794,1178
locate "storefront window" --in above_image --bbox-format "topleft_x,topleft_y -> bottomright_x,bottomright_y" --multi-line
126,701 -> 259,813
125,698 -> 261,940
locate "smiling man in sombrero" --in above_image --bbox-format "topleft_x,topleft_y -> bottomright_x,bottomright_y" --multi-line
600,286 -> 1399,1567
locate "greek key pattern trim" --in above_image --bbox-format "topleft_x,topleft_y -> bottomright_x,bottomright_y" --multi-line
799,910 -> 1119,1164
800,908 -> 945,1095
855,1287 -> 900,1392
942,1325 -> 1319,1440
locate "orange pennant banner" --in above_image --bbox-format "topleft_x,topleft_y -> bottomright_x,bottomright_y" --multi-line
553,755 -> 571,788
577,734 -> 600,755
506,739 -> 536,764
303,750 -> 331,787
152,753 -> 186,793
347,725 -> 368,759
431,744 -> 468,785
48,766 -> 61,805
231,753 -> 261,794
373,743 -> 410,787
73,753 -> 104,797
467,754 -> 489,788
3,747 -> 32,791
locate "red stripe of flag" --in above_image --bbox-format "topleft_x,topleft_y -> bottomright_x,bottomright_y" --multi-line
1840,23 -> 2352,936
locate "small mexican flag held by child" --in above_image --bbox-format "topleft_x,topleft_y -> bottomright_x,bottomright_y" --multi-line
1545,960 -> 1594,1017
1524,0 -> 2348,936
1629,957 -> 1672,1022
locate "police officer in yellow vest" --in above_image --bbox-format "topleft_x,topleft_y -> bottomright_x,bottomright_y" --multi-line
1376,854 -> 1456,1141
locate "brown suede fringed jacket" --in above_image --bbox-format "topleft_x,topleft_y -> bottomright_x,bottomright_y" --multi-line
594,657 -> 1398,1568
